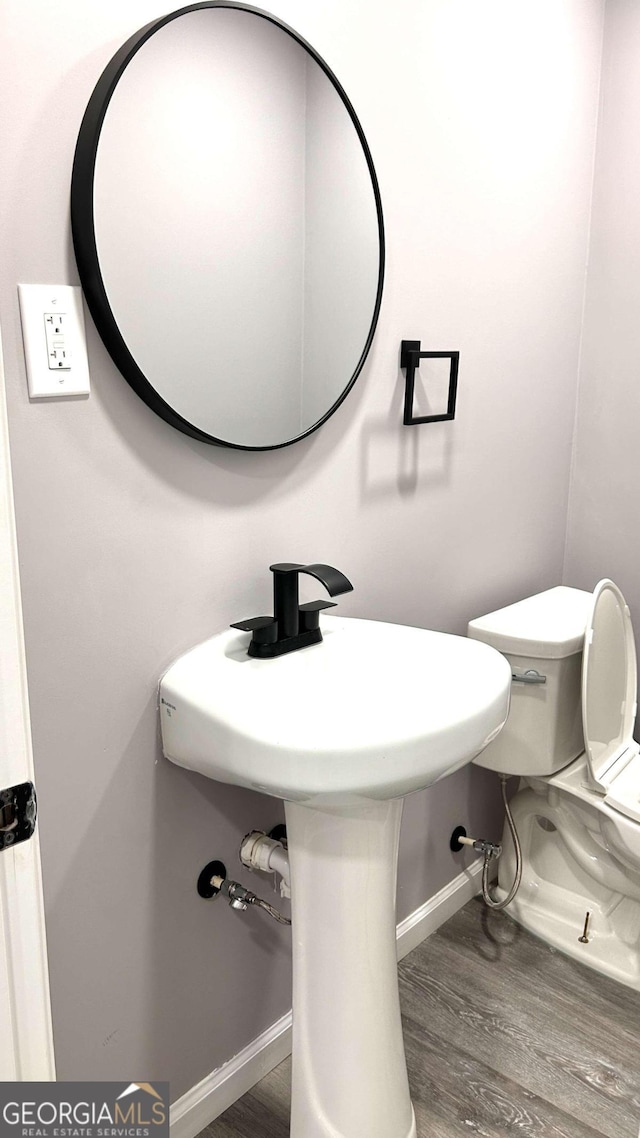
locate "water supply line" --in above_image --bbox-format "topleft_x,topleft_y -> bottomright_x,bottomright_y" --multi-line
451,774 -> 523,910
196,852 -> 291,926
212,873 -> 292,925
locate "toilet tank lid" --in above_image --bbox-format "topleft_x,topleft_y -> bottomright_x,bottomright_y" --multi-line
467,586 -> 593,658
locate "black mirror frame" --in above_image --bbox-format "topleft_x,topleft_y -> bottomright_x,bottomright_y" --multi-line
71,1 -> 385,452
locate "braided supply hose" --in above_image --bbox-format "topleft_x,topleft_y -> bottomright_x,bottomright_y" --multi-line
481,774 -> 522,910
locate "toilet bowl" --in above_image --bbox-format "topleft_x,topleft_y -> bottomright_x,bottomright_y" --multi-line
468,580 -> 640,989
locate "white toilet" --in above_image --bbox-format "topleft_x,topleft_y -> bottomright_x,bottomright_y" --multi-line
468,580 -> 640,989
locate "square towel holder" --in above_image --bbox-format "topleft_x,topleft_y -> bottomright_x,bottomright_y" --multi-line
400,340 -> 459,425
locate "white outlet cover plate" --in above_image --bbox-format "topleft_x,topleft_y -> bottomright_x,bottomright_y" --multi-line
18,284 -> 91,398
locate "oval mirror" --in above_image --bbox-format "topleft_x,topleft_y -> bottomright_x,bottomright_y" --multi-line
71,2 -> 384,450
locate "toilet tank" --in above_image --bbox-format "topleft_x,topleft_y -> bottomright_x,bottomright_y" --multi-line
467,586 -> 592,776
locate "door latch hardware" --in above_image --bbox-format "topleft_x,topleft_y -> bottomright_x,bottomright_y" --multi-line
0,782 -> 37,852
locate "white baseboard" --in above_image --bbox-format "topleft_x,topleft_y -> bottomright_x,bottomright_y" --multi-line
396,855 -> 487,960
170,858 -> 485,1138
170,1011 -> 292,1138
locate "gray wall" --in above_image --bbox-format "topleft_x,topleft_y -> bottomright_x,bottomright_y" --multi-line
1,0 -> 603,1102
564,0 -> 640,658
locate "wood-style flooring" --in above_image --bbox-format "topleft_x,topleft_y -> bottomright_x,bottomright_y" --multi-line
197,898 -> 640,1137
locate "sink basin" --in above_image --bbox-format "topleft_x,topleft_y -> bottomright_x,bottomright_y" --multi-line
160,615 -> 511,1138
160,615 -> 511,804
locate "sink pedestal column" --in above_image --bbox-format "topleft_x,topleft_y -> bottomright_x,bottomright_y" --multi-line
284,797 -> 417,1138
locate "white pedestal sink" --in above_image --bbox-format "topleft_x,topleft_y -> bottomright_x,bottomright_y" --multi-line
160,616 -> 511,1138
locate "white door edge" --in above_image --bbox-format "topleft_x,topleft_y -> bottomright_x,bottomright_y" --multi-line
0,323 -> 56,1080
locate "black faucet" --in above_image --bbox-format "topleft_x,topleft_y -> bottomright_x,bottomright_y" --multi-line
231,563 -> 353,658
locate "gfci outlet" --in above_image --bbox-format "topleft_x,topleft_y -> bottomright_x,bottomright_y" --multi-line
18,284 -> 91,398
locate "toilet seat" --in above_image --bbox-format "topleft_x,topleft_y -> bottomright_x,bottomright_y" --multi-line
582,578 -> 640,823
605,750 -> 640,824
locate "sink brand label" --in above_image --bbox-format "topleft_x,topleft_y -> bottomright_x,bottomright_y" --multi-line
0,1083 -> 169,1138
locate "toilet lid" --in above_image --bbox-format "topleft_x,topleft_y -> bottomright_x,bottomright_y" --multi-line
582,578 -> 638,791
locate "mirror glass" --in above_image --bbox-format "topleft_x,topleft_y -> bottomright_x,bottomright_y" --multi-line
72,4 -> 384,450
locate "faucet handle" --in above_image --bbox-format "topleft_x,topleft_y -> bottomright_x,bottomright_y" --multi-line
269,562 -> 303,575
299,600 -> 337,633
230,616 -> 279,648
